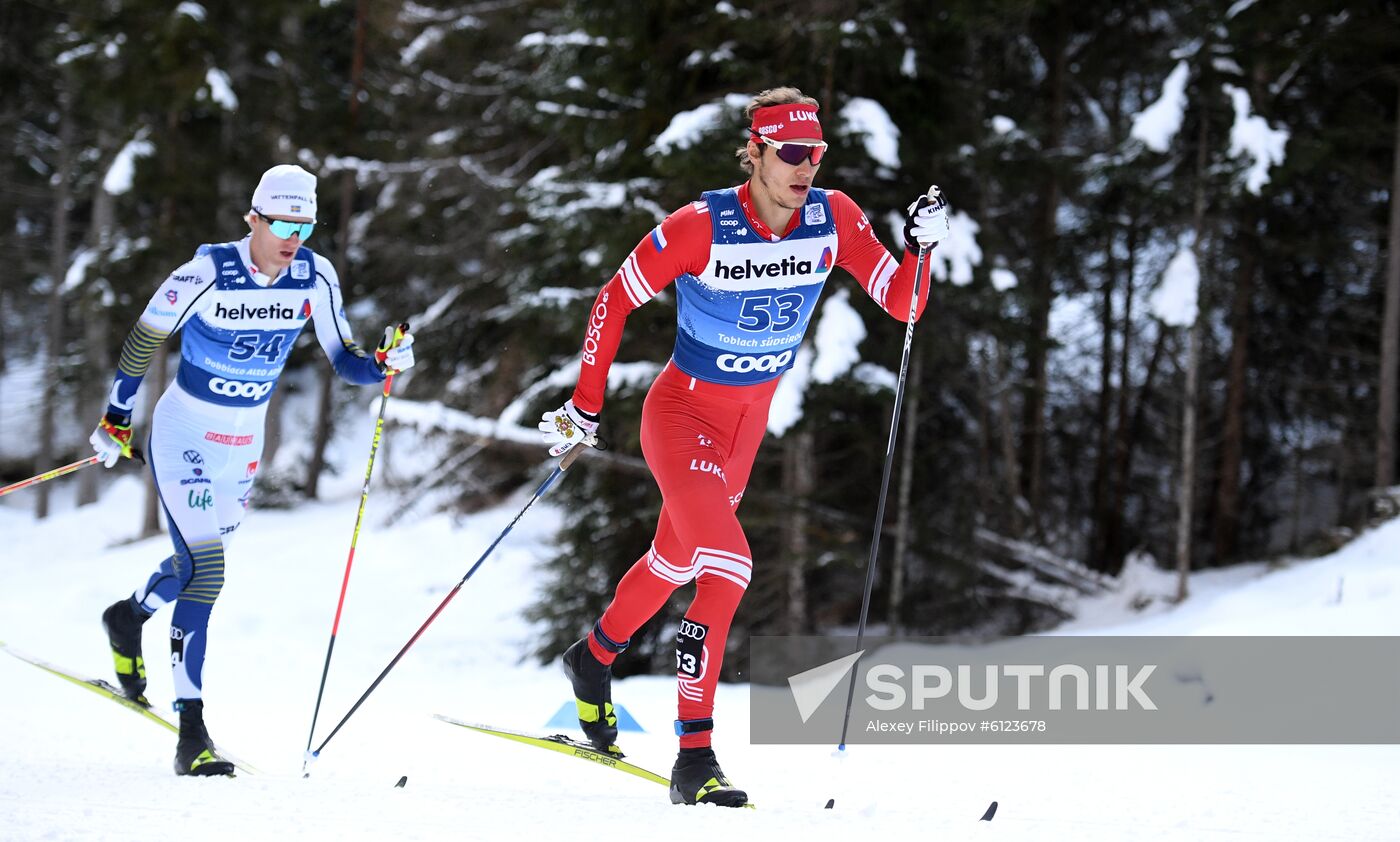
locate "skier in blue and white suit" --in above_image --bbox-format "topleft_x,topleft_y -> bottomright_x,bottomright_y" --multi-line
88,164 -> 417,776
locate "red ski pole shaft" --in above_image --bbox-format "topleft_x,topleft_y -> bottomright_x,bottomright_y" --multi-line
308,441 -> 593,764
301,346 -> 404,775
0,456 -> 101,499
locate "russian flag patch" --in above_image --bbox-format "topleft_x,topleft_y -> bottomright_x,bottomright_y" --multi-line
650,226 -> 668,252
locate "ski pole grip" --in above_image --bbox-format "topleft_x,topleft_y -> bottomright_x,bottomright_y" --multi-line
561,442 -> 591,470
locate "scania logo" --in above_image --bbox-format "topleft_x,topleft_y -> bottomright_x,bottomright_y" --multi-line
716,350 -> 793,373
209,377 -> 274,400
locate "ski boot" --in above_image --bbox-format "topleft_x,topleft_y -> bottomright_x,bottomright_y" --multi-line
669,744 -> 748,807
101,597 -> 149,704
562,624 -> 628,755
173,699 -> 235,777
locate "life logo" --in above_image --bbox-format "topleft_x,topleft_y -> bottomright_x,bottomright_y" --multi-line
187,488 -> 213,510
209,377 -> 274,400
716,349 -> 793,374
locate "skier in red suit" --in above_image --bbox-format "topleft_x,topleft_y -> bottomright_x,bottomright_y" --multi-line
538,86 -> 951,806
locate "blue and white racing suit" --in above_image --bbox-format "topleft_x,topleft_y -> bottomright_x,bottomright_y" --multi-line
104,236 -> 384,701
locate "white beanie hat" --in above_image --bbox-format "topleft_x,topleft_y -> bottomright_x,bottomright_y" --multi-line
251,164 -> 317,220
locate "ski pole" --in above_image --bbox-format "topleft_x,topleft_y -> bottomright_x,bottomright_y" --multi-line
835,194 -> 938,751
301,328 -> 406,777
0,456 -> 100,499
304,438 -> 596,769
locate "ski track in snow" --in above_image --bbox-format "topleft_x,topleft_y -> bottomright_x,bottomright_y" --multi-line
4,450 -> 1400,839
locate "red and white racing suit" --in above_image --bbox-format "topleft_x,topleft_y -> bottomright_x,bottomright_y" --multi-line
572,181 -> 930,747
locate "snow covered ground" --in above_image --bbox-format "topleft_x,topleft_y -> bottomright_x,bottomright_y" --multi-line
3,411 -> 1399,840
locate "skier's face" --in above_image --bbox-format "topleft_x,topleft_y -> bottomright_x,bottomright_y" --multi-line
750,137 -> 821,211
249,212 -> 314,270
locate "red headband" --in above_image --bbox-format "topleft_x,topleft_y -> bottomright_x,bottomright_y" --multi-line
750,103 -> 822,142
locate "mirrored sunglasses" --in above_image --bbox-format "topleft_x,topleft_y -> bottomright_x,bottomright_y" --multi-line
756,135 -> 828,166
256,211 -> 315,241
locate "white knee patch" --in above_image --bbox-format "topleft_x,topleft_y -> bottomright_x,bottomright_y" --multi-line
691,547 -> 752,590
646,544 -> 695,585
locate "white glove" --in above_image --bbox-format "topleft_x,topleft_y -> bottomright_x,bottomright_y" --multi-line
903,185 -> 951,251
376,325 -> 416,374
538,399 -> 599,457
89,415 -> 134,469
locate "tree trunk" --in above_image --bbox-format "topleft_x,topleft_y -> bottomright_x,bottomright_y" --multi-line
1176,317 -> 1201,603
780,428 -> 813,635
35,91 -> 73,521
1376,81 -> 1400,491
1212,225 -> 1255,564
1020,0 -> 1067,531
78,168 -> 118,507
139,349 -> 168,537
306,0 -> 368,498
887,351 -> 922,634
305,367 -> 336,499
1089,228 -> 1117,571
996,341 -> 1025,537
1177,90 -> 1212,602
143,107 -> 180,537
1104,218 -> 1140,574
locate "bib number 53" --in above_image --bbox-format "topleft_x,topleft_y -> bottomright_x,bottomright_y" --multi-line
736,293 -> 804,333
